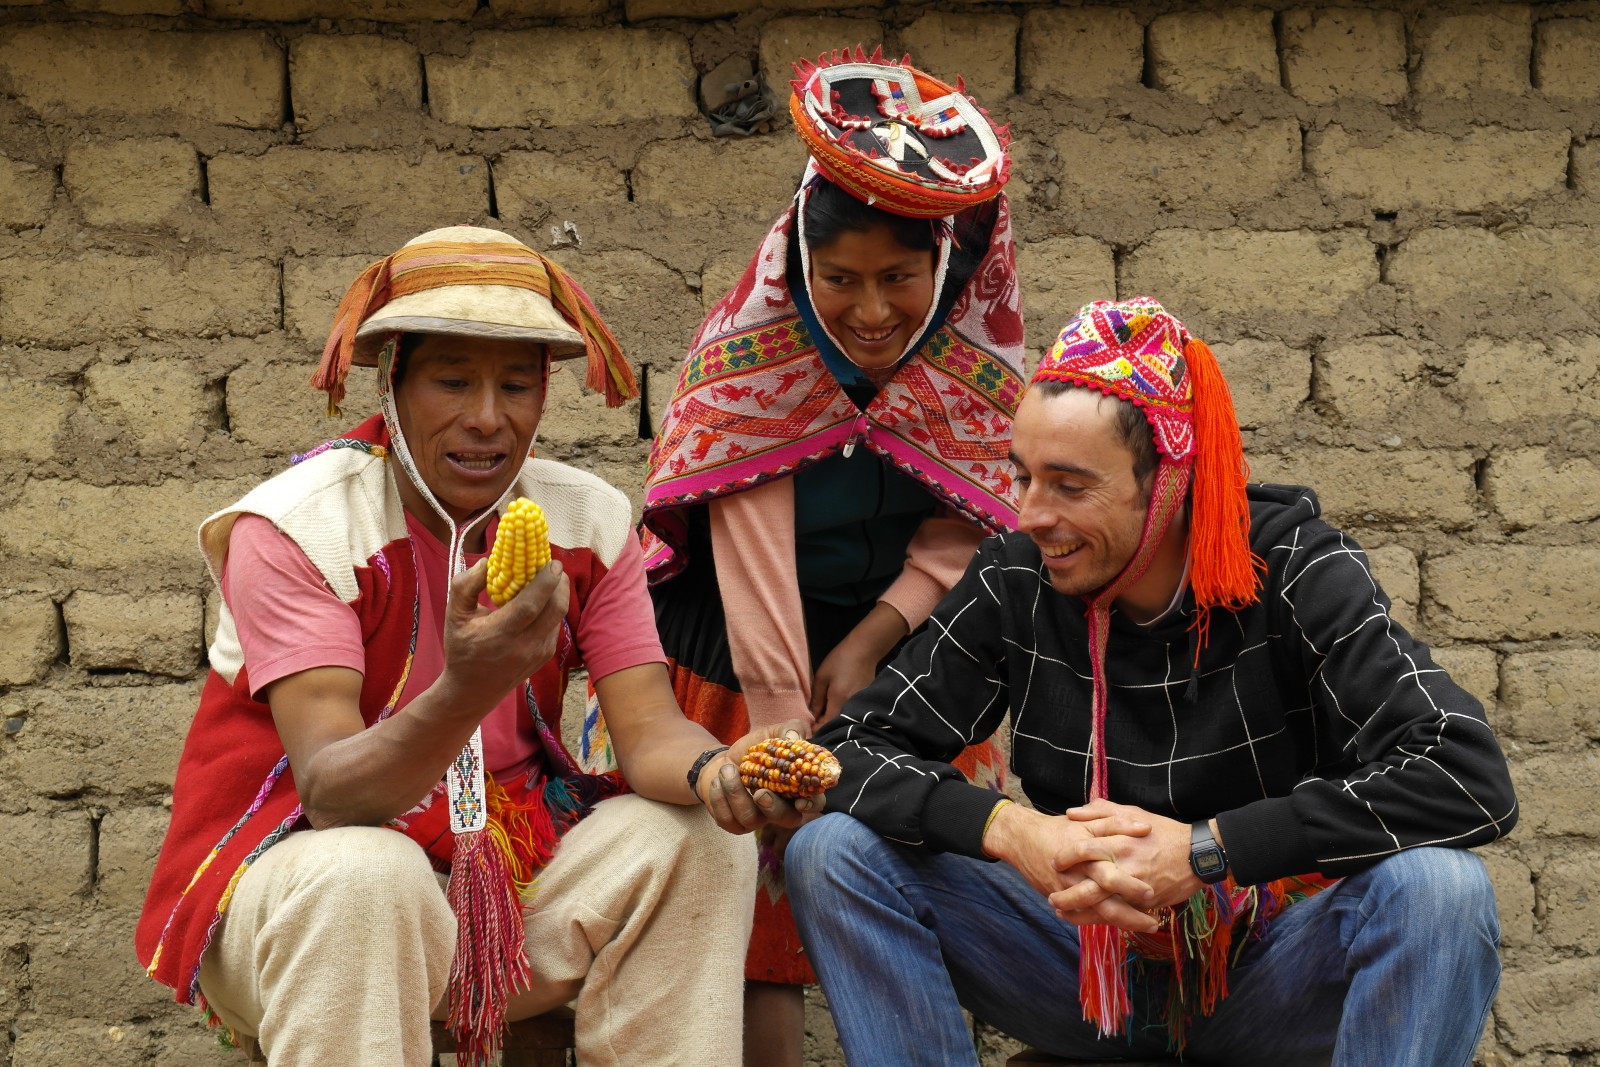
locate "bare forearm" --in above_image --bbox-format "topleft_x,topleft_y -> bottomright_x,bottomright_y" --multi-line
616,714 -> 727,805
294,672 -> 493,828
851,601 -> 911,663
597,663 -> 726,806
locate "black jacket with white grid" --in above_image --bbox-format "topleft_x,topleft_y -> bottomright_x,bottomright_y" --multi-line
812,483 -> 1519,885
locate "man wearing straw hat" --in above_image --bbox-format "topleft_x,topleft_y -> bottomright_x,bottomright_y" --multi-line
136,226 -> 789,1067
782,298 -> 1518,1067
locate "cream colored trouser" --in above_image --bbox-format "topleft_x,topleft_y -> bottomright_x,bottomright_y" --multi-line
198,794 -> 757,1067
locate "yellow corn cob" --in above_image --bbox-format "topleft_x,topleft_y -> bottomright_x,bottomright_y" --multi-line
738,737 -> 841,799
487,497 -> 551,606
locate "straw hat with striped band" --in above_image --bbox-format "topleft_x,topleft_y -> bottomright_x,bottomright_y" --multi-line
313,224 -> 637,415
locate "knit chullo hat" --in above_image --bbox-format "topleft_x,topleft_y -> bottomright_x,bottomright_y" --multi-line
1031,296 -> 1262,637
789,46 -> 1011,218
1030,297 -> 1267,1043
312,225 -> 637,415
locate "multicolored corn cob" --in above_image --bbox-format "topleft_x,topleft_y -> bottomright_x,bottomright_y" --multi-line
487,498 -> 551,606
738,737 -> 841,798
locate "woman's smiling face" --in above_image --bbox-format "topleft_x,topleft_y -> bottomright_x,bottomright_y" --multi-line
807,224 -> 937,370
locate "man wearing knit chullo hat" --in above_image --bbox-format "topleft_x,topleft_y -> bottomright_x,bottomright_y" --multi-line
781,297 -> 1517,1067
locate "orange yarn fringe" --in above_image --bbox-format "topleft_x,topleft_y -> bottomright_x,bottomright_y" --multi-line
1182,338 -> 1265,656
311,257 -> 389,416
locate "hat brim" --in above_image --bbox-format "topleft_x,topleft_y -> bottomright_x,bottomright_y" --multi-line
352,283 -> 587,365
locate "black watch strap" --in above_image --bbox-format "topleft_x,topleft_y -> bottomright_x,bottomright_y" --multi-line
687,746 -> 730,797
1189,820 -> 1229,884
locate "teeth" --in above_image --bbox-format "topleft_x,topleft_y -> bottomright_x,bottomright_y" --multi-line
454,455 -> 499,471
1040,543 -> 1082,558
852,327 -> 895,342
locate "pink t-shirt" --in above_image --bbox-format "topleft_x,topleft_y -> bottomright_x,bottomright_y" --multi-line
221,511 -> 664,779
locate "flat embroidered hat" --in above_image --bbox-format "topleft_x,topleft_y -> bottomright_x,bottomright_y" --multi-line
789,46 -> 1011,218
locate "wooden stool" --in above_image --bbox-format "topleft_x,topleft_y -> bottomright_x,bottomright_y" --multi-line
432,1010 -> 575,1066
241,1008 -> 576,1067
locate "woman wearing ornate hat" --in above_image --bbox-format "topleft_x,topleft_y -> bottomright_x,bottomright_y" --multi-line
608,48 -> 1025,1066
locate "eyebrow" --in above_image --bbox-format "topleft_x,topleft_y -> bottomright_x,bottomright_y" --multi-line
813,254 -> 929,274
1008,451 -> 1099,478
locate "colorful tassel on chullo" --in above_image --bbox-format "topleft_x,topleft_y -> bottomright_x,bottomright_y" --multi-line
1181,336 -> 1264,651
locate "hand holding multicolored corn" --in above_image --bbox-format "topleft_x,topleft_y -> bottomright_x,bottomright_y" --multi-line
738,736 -> 841,799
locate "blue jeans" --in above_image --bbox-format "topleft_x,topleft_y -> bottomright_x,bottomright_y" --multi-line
788,813 -> 1500,1067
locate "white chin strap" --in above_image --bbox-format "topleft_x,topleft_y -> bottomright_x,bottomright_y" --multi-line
378,340 -> 515,835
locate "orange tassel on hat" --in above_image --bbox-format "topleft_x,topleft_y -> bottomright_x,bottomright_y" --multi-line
541,257 -> 638,408
1182,337 -> 1265,653
311,256 -> 393,416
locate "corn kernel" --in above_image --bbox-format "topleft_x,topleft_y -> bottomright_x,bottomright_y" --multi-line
487,497 -> 551,606
738,737 -> 841,798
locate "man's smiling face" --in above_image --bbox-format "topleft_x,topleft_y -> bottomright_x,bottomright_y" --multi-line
1010,387 -> 1153,598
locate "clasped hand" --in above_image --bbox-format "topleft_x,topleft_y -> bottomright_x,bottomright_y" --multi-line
988,798 -> 1205,933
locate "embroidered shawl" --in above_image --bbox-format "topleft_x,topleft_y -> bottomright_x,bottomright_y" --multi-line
642,190 -> 1025,581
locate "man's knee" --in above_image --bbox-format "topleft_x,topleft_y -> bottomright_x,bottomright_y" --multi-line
279,827 -> 447,921
588,794 -> 755,885
1356,847 -> 1498,938
1365,847 -> 1492,904
787,813 -> 879,895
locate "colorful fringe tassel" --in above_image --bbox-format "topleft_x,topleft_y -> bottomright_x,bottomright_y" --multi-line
1087,875 -> 1332,1052
445,825 -> 532,1067
439,775 -> 593,1067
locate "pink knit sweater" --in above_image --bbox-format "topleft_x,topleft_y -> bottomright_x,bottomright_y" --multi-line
708,477 -> 983,729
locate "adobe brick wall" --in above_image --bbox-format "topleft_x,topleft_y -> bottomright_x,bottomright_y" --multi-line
0,2 -> 1595,1065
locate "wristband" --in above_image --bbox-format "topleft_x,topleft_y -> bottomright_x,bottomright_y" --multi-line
687,746 -> 730,797
982,798 -> 1013,839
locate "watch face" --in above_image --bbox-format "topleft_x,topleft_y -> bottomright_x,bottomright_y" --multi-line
1193,847 -> 1226,878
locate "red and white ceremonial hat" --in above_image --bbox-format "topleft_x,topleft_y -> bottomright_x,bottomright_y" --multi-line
789,46 -> 1011,218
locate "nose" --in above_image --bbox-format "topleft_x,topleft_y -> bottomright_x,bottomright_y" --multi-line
856,282 -> 892,326
460,382 -> 503,434
1015,481 -> 1051,535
